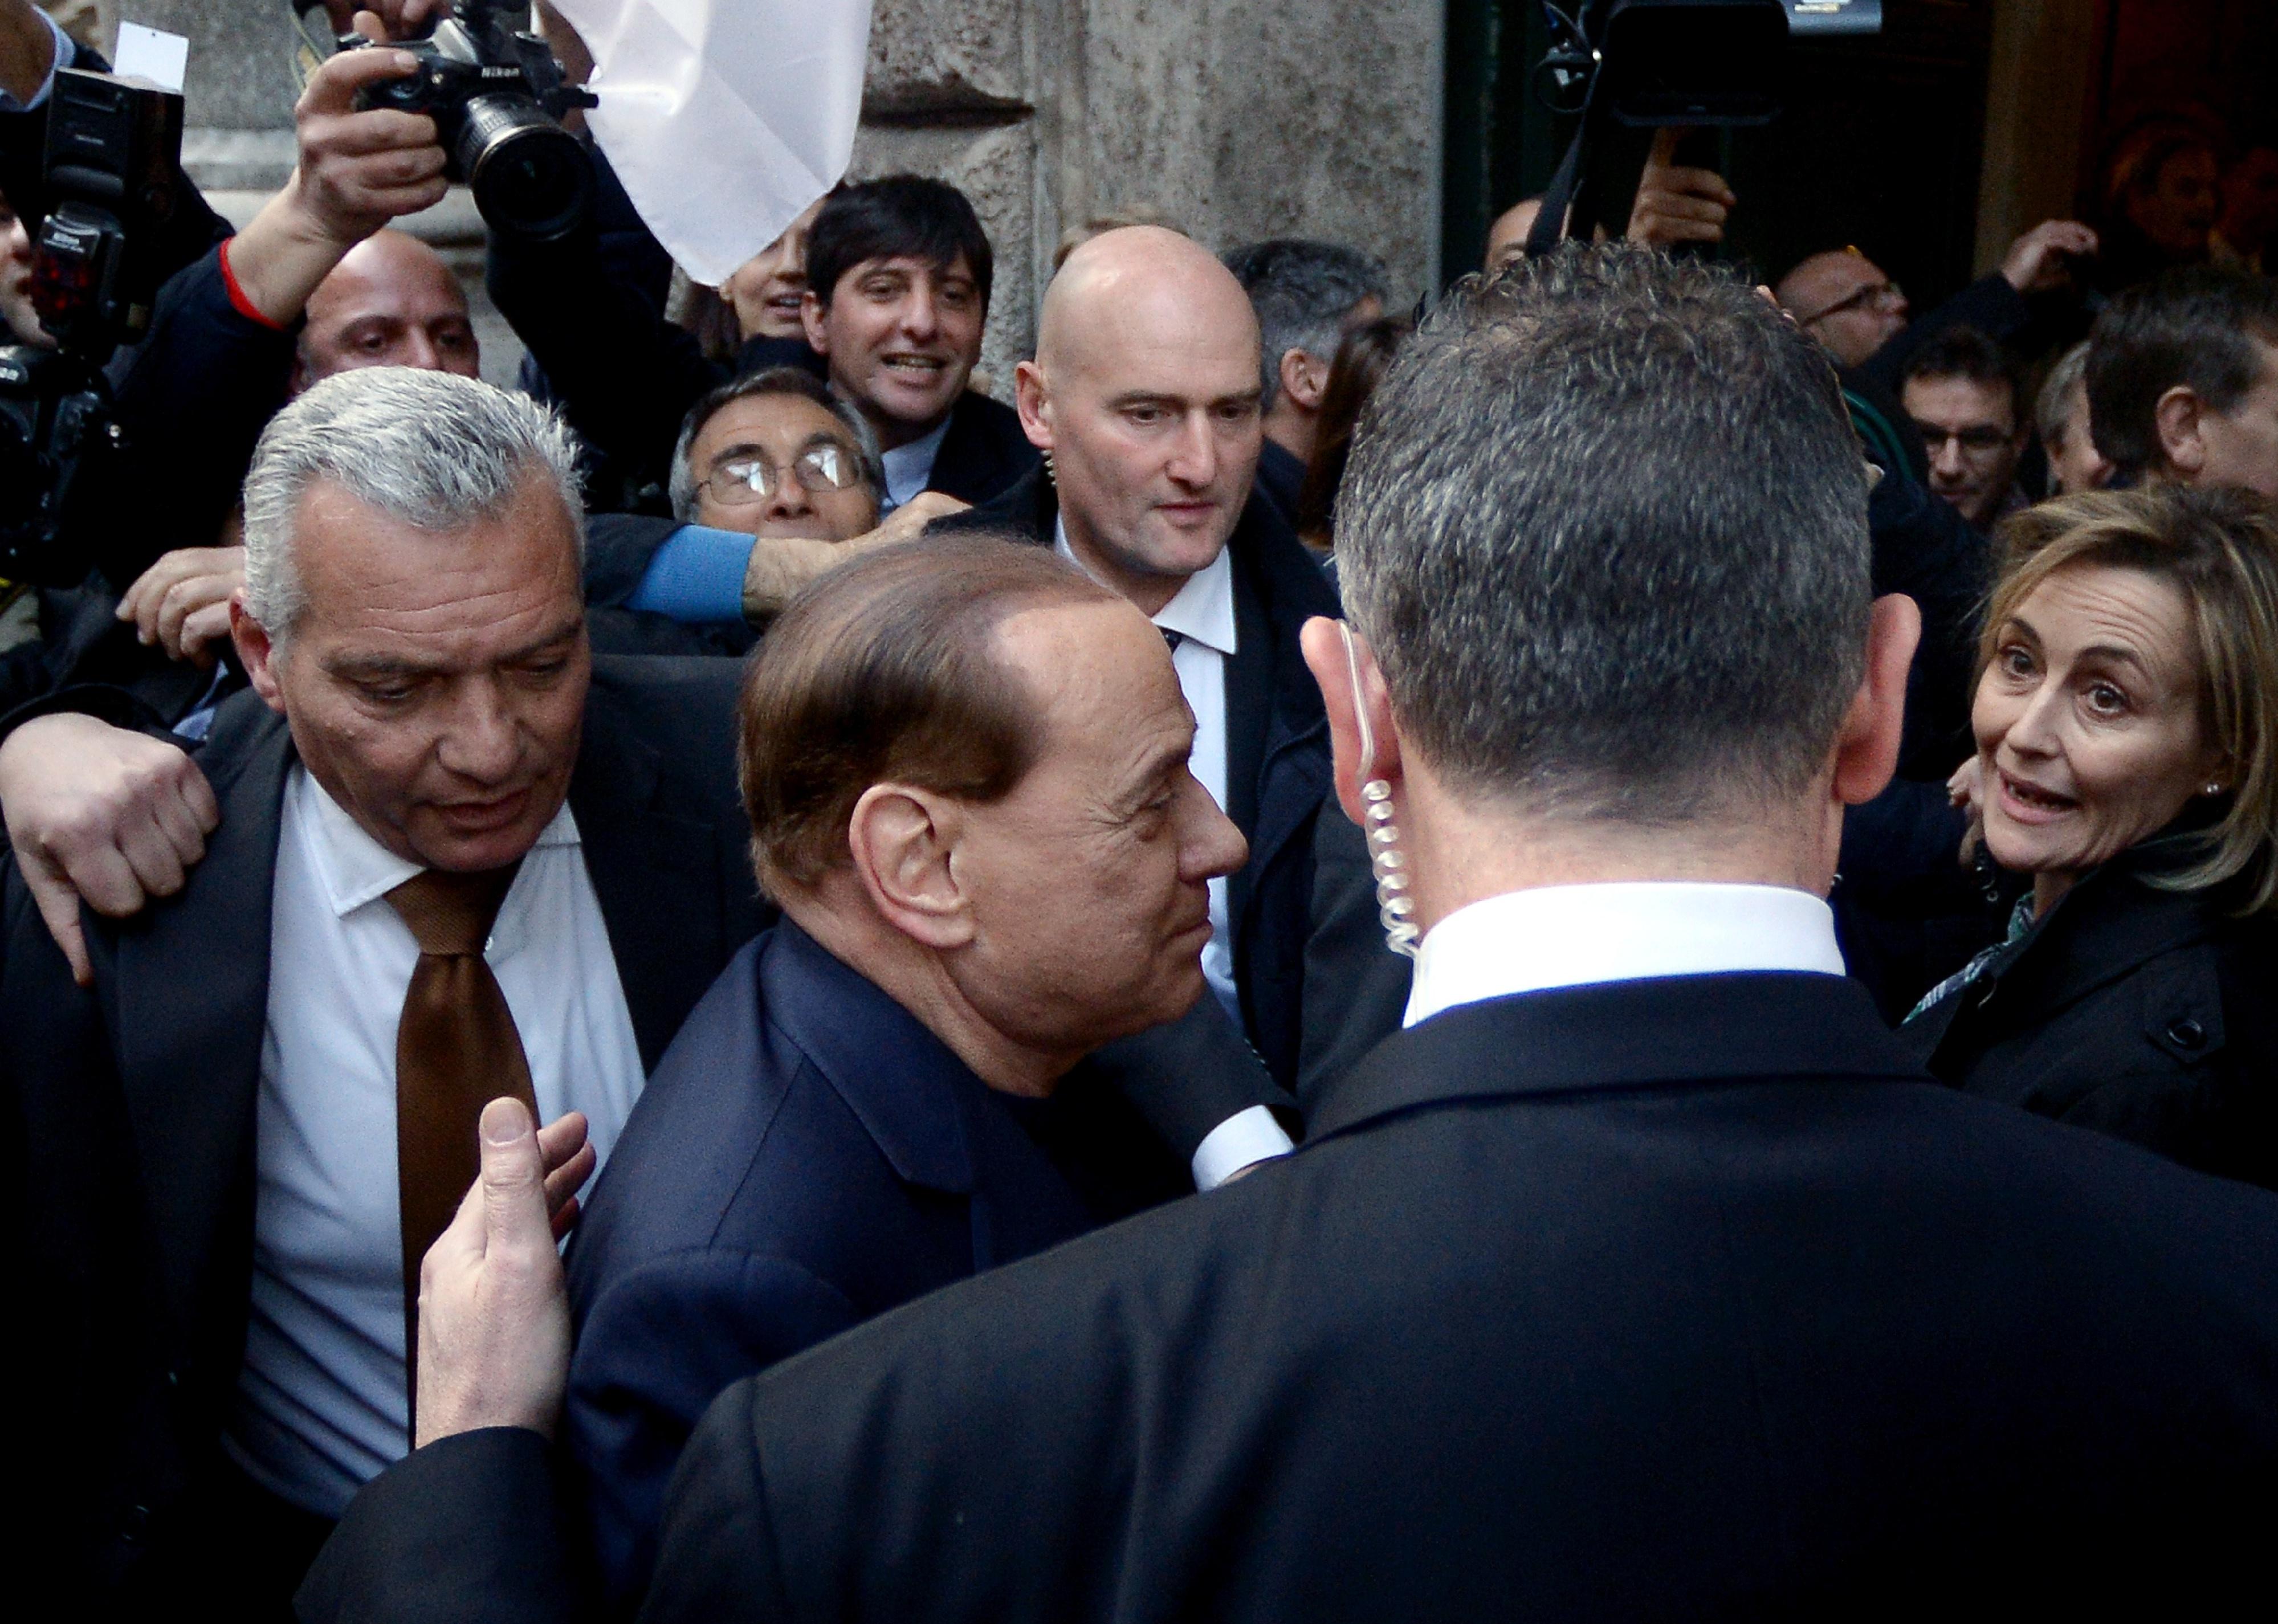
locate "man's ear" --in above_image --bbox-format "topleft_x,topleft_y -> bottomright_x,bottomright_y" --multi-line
2154,384 -> 2209,478
845,783 -> 975,949
1012,359 -> 1054,454
1278,348 -> 1328,414
1299,616 -> 1401,826
1831,593 -> 1921,807
799,290 -> 831,357
232,594 -> 287,715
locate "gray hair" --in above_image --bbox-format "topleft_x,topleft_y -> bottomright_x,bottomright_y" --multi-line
667,367 -> 884,523
1221,239 -> 1389,411
242,368 -> 584,639
1336,243 -> 1872,824
2036,339 -> 2093,452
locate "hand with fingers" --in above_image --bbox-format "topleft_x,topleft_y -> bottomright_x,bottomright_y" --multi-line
0,715 -> 220,987
223,36 -> 451,327
116,547 -> 247,666
320,1 -> 453,43
1627,127 -> 1737,250
2000,220 -> 2100,295
414,1097 -> 592,1448
739,492 -> 972,623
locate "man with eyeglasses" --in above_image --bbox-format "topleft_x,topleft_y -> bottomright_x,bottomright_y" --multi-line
1776,218 -> 2097,387
1900,327 -> 2030,532
581,370 -> 959,655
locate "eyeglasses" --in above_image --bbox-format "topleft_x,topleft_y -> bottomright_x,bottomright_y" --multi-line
702,443 -> 862,504
1914,421 -> 2015,458
1795,278 -> 1905,327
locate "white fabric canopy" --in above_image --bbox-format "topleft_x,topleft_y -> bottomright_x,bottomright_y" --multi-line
550,0 -> 873,285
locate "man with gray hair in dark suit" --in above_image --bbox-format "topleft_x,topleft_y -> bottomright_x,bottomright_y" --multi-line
309,245 -> 2278,1621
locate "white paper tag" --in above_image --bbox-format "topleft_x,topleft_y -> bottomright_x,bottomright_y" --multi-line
112,22 -> 189,94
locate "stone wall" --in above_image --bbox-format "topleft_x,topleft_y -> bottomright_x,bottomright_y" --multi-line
139,0 -> 1444,394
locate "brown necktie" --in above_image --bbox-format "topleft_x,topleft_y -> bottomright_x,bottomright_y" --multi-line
386,863 -> 536,1439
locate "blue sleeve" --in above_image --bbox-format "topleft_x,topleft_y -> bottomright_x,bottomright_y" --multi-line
623,525 -> 757,624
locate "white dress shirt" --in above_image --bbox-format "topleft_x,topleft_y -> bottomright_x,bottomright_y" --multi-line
226,767 -> 647,1517
879,415 -> 953,512
1053,520 -> 1291,1188
1403,881 -> 1848,1029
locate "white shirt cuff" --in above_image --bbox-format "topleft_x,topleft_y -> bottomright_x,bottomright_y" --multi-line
1,10 -> 68,113
1191,1104 -> 1294,1192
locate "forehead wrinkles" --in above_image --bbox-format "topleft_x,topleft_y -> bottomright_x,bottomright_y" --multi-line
2027,568 -> 2199,683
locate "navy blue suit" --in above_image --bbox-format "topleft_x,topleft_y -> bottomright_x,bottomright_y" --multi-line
561,923 -> 1186,1606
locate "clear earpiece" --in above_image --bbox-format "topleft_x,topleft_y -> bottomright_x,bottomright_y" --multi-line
1339,622 -> 1420,960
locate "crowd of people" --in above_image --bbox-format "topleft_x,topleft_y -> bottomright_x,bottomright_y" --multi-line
6,1 -> 2278,1618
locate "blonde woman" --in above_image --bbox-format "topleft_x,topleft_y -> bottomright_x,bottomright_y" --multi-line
1910,484 -> 2278,1186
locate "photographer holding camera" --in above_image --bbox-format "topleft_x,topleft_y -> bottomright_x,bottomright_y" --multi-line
0,10 -> 480,721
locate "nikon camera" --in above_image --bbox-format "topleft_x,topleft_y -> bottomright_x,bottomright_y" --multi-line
345,0 -> 597,242
0,68 -> 183,584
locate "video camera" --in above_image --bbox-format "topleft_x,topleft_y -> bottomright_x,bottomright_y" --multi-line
1522,0 -> 1881,257
338,0 -> 597,243
0,68 -> 184,584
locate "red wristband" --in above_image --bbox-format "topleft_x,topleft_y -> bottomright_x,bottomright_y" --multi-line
218,236 -> 288,332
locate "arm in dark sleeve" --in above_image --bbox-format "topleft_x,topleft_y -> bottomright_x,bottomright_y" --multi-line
1295,803 -> 1412,1117
636,1381 -> 794,1624
87,242 -> 294,589
568,1254 -> 859,1609
487,215 -> 724,501
294,1428 -> 583,1624
1870,463 -> 1993,778
1860,273 -> 2032,395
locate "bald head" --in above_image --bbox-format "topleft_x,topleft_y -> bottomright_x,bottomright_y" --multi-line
294,231 -> 480,393
1038,226 -> 1261,378
1015,227 -> 1266,615
1775,248 -> 1909,369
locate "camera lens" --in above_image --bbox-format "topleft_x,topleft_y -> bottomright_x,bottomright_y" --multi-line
457,97 -> 594,242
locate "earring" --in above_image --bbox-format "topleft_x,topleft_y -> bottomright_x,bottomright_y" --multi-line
1339,622 -> 1419,960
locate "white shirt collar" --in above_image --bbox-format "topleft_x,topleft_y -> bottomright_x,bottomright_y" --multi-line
292,766 -> 581,921
1053,516 -> 1238,656
879,415 -> 953,509
1402,882 -> 1845,1029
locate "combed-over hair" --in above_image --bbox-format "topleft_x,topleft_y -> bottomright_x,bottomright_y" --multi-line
738,531 -> 1118,891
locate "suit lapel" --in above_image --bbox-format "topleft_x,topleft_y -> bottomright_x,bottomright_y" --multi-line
112,699 -> 292,1336
569,682 -> 732,1072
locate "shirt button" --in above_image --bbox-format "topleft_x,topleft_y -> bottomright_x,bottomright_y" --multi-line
2167,1017 -> 2207,1050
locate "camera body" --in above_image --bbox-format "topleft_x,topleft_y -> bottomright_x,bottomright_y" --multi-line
0,68 -> 182,584
347,1 -> 596,243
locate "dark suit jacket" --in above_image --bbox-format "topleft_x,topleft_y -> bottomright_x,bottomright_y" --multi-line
1250,436 -> 1306,524
563,921 -> 1186,1606
303,970 -> 2278,1621
933,464 -> 1350,1088
1910,840 -> 2278,1190
922,390 -> 1041,507
0,656 -> 767,1606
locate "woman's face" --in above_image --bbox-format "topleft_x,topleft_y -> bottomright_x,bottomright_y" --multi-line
1973,563 -> 2223,895
726,198 -> 825,342
2126,146 -> 2221,259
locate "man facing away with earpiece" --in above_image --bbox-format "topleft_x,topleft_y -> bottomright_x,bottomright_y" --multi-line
305,244 -> 2278,1622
